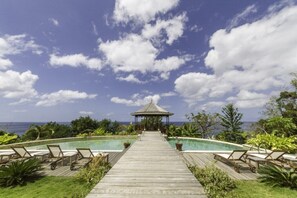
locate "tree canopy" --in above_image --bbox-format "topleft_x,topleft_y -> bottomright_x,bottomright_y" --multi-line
219,104 -> 243,133
187,111 -> 218,138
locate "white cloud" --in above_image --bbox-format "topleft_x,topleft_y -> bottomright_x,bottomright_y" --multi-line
175,72 -> 232,106
49,18 -> 59,26
106,112 -> 114,117
99,34 -> 186,79
200,101 -> 226,110
9,98 -> 32,106
49,54 -> 103,71
175,5 -> 297,110
268,0 -> 295,13
227,90 -> 269,109
205,5 -> 297,76
111,94 -> 161,106
142,13 -> 187,45
99,34 -> 156,73
0,34 -> 42,70
91,22 -> 98,36
161,91 -> 176,97
0,34 -> 42,56
36,90 -> 97,107
0,58 -> 13,70
79,111 -> 94,115
228,4 -> 258,29
153,56 -> 186,79
0,70 -> 38,99
117,74 -> 146,84
113,0 -> 179,23
190,25 -> 203,32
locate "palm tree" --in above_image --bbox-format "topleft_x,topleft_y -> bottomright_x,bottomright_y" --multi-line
219,104 -> 243,132
26,124 -> 54,140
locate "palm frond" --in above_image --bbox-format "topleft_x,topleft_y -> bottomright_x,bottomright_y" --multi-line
258,165 -> 297,189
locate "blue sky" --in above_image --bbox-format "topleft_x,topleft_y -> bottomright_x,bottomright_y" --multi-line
0,0 -> 297,122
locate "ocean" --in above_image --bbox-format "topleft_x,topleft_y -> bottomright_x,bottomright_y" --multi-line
0,121 -> 254,136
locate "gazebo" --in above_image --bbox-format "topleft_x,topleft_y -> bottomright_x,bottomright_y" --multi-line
131,100 -> 174,132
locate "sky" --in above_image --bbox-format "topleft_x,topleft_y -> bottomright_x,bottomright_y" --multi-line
0,0 -> 297,122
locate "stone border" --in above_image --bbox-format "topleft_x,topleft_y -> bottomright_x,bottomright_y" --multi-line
168,136 -> 246,152
0,135 -> 137,149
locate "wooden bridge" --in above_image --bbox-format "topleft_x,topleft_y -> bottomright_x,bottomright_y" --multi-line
86,131 -> 206,198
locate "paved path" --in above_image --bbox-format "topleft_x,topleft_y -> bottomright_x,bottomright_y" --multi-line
87,131 -> 206,198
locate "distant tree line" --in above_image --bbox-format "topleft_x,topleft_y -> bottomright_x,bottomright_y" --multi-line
0,116 -> 137,144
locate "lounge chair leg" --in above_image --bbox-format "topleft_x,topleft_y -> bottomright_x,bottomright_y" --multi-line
70,163 -> 75,171
51,162 -> 57,170
234,164 -> 240,173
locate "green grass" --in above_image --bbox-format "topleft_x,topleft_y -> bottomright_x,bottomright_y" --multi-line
226,180 -> 297,198
1,176 -> 297,198
0,176 -> 93,198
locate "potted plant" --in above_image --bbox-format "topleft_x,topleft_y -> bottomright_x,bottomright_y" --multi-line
123,141 -> 131,149
175,137 -> 183,151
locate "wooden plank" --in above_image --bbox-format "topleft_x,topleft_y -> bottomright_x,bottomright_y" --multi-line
87,131 -> 206,197
38,151 -> 124,177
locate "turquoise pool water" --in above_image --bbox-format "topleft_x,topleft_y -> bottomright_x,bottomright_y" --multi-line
28,138 -> 135,150
168,138 -> 242,151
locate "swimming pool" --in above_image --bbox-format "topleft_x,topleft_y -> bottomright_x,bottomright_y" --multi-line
168,138 -> 243,151
27,138 -> 135,151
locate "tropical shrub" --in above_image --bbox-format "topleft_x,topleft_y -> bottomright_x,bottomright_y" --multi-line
180,123 -> 199,137
167,126 -> 176,137
264,116 -> 297,137
76,133 -> 88,138
45,122 -> 72,138
71,116 -> 100,136
125,124 -> 135,133
117,131 -> 137,135
107,120 -> 121,134
216,131 -> 247,144
76,155 -> 111,186
258,165 -> 297,189
0,158 -> 42,187
189,165 -> 236,198
0,133 -> 18,145
247,133 -> 297,153
93,128 -> 105,136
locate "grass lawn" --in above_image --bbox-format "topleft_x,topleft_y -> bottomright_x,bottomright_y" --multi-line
1,176 -> 297,198
0,176 -> 93,198
227,180 -> 297,198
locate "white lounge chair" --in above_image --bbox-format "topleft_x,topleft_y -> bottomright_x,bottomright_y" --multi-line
70,148 -> 109,170
47,145 -> 77,170
0,150 -> 16,164
247,150 -> 287,169
11,146 -> 49,161
214,150 -> 248,172
249,150 -> 285,161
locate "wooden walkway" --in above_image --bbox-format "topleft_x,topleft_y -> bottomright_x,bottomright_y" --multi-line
182,152 -> 258,180
87,131 -> 206,198
39,151 -> 124,177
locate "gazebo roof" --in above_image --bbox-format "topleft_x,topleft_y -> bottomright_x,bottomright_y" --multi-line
131,100 -> 174,116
